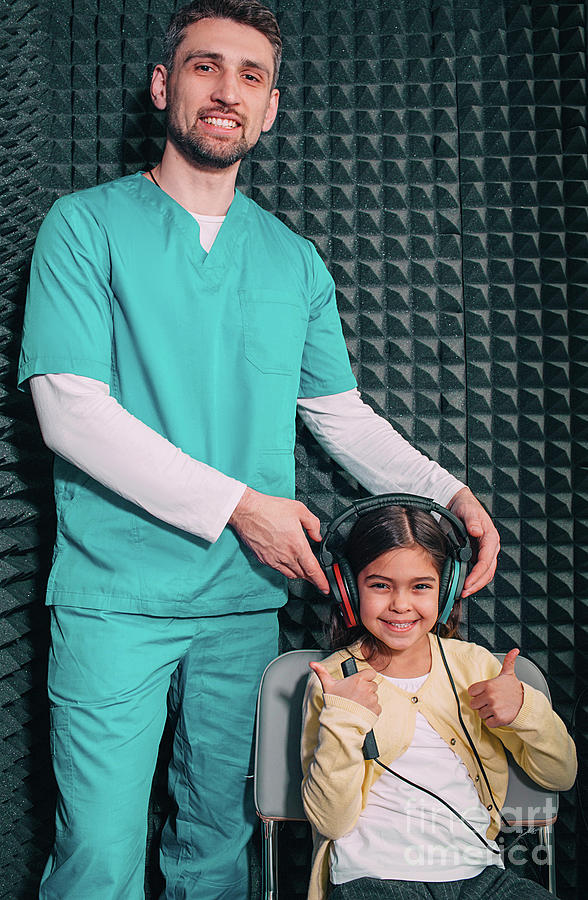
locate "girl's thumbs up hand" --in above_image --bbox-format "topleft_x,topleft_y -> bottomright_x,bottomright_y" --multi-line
309,661 -> 381,716
468,648 -> 524,727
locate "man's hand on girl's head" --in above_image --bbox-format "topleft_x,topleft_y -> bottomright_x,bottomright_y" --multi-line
446,486 -> 500,597
228,487 -> 330,593
467,648 -> 524,727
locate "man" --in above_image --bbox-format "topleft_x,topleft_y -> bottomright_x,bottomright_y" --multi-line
19,1 -> 500,897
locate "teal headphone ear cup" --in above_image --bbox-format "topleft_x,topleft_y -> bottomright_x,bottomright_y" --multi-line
337,557 -> 361,627
437,556 -> 454,624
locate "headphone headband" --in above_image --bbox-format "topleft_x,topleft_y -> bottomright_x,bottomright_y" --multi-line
320,493 -> 471,567
320,493 -> 472,628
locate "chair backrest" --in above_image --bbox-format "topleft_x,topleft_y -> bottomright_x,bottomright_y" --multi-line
255,649 -> 326,821
254,648 -> 558,825
494,653 -> 558,825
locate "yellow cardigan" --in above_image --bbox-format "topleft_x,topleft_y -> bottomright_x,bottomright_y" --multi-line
300,635 -> 577,900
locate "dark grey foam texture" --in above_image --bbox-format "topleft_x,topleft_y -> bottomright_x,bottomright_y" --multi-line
0,0 -> 585,897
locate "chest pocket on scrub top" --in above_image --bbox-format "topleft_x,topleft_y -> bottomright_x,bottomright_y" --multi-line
239,290 -> 308,375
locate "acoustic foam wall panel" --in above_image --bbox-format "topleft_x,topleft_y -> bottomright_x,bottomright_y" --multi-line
0,0 -> 586,896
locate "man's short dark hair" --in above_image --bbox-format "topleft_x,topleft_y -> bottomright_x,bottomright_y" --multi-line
163,0 -> 282,89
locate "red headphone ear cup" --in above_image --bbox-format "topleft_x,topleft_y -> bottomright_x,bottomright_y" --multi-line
332,562 -> 355,627
336,557 -> 361,628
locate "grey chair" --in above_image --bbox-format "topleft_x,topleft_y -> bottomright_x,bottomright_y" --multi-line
254,649 -> 558,900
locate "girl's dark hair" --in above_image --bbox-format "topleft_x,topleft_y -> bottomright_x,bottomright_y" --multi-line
163,0 -> 282,88
330,505 -> 462,661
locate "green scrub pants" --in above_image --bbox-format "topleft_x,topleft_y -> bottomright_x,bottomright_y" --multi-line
39,606 -> 279,900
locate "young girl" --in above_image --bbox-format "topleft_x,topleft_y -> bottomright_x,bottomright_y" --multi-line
301,504 -> 576,900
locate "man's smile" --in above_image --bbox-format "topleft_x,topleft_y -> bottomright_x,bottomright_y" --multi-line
200,115 -> 240,129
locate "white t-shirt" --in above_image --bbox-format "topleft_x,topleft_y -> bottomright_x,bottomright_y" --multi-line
330,673 -> 503,884
189,211 -> 225,252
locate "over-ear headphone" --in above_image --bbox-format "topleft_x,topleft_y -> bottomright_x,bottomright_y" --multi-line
319,493 -> 472,629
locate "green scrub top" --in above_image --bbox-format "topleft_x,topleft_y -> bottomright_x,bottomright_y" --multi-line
18,173 -> 356,616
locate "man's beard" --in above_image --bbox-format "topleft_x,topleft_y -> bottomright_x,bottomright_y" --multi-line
167,110 -> 253,170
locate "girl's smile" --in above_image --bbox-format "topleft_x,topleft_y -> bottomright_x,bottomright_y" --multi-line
357,545 -> 440,675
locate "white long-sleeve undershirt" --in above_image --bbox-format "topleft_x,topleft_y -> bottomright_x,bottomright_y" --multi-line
295,392 -> 463,504
29,374 -> 464,544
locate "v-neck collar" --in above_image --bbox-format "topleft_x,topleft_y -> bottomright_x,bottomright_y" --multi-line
137,172 -> 248,268
203,187 -> 247,267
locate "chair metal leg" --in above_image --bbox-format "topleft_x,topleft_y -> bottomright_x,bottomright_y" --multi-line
538,824 -> 556,895
261,819 -> 279,900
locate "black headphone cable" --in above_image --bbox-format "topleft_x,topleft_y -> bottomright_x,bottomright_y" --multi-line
371,757 -> 502,855
344,637 -> 539,858
435,627 -> 508,828
434,627 -> 548,865
342,657 -> 501,855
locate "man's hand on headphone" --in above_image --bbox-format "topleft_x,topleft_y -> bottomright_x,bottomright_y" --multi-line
309,661 -> 382,716
228,487 -> 330,594
446,486 -> 500,597
467,648 -> 524,727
